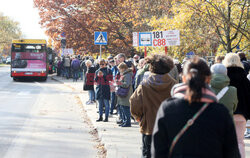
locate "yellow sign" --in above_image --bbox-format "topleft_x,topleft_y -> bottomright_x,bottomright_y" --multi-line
12,39 -> 47,44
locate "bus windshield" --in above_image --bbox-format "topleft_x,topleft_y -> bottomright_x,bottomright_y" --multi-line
12,44 -> 46,53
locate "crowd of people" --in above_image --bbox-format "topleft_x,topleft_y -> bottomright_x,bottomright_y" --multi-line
55,52 -> 249,158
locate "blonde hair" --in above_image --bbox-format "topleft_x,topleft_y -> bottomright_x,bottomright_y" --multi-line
85,60 -> 92,66
223,53 -> 244,68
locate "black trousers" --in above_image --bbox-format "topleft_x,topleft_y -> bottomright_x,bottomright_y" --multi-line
142,134 -> 152,158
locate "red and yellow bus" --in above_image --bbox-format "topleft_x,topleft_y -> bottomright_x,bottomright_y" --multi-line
11,39 -> 49,81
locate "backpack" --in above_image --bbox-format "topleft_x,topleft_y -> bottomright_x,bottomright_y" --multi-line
71,59 -> 80,70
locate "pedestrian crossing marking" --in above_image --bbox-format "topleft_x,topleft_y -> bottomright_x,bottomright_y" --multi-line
95,32 -> 107,43
94,32 -> 108,45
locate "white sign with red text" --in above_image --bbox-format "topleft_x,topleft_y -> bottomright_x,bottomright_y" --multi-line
164,30 -> 180,46
152,30 -> 180,47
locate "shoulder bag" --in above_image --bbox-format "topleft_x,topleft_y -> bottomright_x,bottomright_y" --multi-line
216,86 -> 229,101
168,103 -> 210,158
116,86 -> 130,98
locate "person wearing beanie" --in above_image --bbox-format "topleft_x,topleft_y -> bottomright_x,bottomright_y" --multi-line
210,64 -> 238,118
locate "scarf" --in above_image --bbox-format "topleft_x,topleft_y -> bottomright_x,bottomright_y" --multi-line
171,83 -> 218,103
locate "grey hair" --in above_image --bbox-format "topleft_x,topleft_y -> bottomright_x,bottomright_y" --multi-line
85,60 -> 92,66
139,58 -> 145,65
223,53 -> 244,68
117,53 -> 126,59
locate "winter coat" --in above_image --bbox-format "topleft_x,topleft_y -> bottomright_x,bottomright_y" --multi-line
134,64 -> 149,89
210,74 -> 238,117
63,57 -> 71,67
79,60 -> 84,72
151,98 -> 240,158
95,67 -> 112,100
117,69 -> 133,107
169,65 -> 179,82
81,61 -> 88,74
83,66 -> 96,91
130,72 -> 177,135
71,58 -> 80,71
111,65 -> 119,80
241,60 -> 250,74
227,67 -> 250,120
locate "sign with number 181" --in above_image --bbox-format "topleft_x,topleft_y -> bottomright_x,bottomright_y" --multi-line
152,31 -> 166,47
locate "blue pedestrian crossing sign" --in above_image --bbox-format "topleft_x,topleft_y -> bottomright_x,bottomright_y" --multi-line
94,32 -> 108,45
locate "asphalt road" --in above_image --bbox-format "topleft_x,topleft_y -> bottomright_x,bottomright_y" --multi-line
0,66 -> 98,158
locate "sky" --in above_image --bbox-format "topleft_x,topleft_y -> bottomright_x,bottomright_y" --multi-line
0,0 -> 48,39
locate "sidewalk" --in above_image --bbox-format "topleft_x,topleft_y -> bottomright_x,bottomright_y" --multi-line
51,75 -> 141,158
51,74 -> 250,157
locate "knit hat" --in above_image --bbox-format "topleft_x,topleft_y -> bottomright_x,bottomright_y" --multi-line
210,64 -> 227,75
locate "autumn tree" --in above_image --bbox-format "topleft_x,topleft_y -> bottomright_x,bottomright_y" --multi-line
34,0 -> 142,56
34,0 -> 172,57
0,13 -> 22,57
150,0 -> 249,55
34,0 -> 96,52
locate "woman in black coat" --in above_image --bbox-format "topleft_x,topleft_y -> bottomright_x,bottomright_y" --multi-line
83,60 -> 96,104
151,57 -> 240,158
223,53 -> 250,158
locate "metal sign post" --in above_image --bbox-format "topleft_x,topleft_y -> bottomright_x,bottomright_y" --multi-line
100,45 -> 102,59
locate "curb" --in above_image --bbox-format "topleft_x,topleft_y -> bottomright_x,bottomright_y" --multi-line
51,76 -> 111,157
78,94 -> 117,158
51,75 -> 141,158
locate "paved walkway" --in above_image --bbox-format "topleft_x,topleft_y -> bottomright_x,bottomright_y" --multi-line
51,74 -> 250,158
51,75 -> 141,158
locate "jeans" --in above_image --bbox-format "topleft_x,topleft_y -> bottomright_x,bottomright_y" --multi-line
61,68 -> 65,77
120,105 -> 131,126
72,70 -> 79,81
110,92 -> 116,114
65,67 -> 70,78
234,114 -> 246,158
142,134 -> 152,158
98,99 -> 110,118
79,71 -> 83,80
88,90 -> 95,101
117,105 -> 123,121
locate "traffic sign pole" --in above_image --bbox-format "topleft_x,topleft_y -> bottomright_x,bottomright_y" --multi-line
100,45 -> 102,59
144,47 -> 147,57
165,46 -> 168,55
